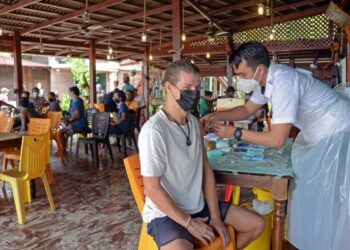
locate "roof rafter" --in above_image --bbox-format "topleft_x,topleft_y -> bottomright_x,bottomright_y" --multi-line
0,0 -> 39,15
20,0 -> 126,35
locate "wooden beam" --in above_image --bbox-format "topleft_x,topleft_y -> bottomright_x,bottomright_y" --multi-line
55,48 -> 71,56
22,43 -> 38,52
225,35 -> 233,86
0,0 -> 39,15
185,0 -> 226,32
13,31 -> 23,104
20,0 -> 126,35
143,47 -> 150,119
89,40 -> 97,104
172,0 -> 182,61
233,6 -> 328,32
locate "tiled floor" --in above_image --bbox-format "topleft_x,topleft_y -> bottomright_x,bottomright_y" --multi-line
0,145 -> 141,250
0,143 -> 297,250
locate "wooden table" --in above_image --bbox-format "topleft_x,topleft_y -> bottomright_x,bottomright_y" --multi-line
208,140 -> 293,250
0,133 -> 23,150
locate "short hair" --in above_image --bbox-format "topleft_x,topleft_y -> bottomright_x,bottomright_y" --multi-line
226,86 -> 236,93
22,91 -> 30,98
123,73 -> 130,79
204,90 -> 213,96
113,88 -> 120,93
125,89 -> 134,95
69,86 -> 80,96
118,91 -> 126,102
164,59 -> 200,86
48,91 -> 56,98
32,87 -> 39,93
20,97 -> 29,108
229,41 -> 270,70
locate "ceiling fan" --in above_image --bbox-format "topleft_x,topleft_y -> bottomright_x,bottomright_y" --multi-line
57,0 -> 114,39
205,22 -> 228,42
325,1 -> 350,28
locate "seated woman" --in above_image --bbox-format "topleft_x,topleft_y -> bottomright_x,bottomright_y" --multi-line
18,97 -> 41,133
200,90 -> 213,117
109,91 -> 131,135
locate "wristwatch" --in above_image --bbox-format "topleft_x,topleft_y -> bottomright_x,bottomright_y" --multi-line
234,127 -> 242,141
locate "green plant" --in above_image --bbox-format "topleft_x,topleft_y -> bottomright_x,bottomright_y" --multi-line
60,93 -> 71,111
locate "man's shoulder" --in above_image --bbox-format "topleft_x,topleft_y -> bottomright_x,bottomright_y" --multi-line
141,112 -> 166,133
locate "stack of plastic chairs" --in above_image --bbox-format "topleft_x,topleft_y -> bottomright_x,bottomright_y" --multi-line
47,111 -> 64,160
0,116 -> 15,133
123,154 -> 236,250
0,133 -> 55,224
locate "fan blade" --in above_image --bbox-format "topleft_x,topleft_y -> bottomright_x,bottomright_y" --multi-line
216,31 -> 229,36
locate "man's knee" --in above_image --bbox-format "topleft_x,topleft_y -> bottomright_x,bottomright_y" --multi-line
160,239 -> 193,250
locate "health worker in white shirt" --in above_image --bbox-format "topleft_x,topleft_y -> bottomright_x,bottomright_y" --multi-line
202,41 -> 350,250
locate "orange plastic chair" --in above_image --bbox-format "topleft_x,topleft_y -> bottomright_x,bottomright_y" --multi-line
47,111 -> 64,160
0,110 -> 6,117
2,118 -> 53,187
0,133 -> 55,224
124,154 -> 236,250
0,116 -> 15,133
93,103 -> 105,112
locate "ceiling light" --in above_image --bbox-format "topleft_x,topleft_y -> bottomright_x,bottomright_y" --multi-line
141,32 -> 147,42
181,32 -> 186,42
258,3 -> 265,15
149,54 -> 153,61
269,32 -> 274,40
107,54 -> 111,60
108,46 -> 113,54
191,58 -> 195,64
39,44 -> 44,53
265,6 -> 270,16
67,53 -> 71,59
206,52 -> 210,59
0,27 -> 3,36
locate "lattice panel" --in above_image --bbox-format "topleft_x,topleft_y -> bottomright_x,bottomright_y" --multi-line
232,14 -> 331,43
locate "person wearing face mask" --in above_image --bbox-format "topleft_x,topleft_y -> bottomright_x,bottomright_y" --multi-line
109,91 -> 131,135
103,88 -> 120,113
60,86 -> 87,151
138,60 -> 264,250
48,92 -> 61,111
121,73 -> 135,93
30,87 -> 48,113
201,41 -> 350,250
18,97 -> 41,133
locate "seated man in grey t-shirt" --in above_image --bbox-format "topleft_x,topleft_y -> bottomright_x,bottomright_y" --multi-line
139,60 -> 265,250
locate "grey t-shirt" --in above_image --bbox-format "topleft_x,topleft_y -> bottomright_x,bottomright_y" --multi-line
139,110 -> 205,223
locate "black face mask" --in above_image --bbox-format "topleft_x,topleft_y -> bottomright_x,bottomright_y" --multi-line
48,98 -> 55,102
176,89 -> 200,112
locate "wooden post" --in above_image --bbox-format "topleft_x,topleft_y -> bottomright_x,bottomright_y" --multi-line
143,47 -> 150,119
89,40 -> 97,104
225,35 -> 234,86
172,0 -> 182,61
13,31 -> 23,105
345,25 -> 350,83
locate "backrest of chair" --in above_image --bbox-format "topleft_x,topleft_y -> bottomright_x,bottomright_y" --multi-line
19,133 -> 50,180
92,112 -> 110,139
29,118 -> 51,134
47,111 -> 62,132
93,103 -> 105,112
0,110 -> 6,117
123,154 -> 145,214
0,116 -> 15,133
128,110 -> 137,133
85,108 -> 99,129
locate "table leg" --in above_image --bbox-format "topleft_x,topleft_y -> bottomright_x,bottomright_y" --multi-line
272,200 -> 286,250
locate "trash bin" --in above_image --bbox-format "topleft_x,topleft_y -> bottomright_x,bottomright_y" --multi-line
243,199 -> 273,250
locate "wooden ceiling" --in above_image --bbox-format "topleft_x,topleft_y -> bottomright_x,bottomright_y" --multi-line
0,0 -> 346,68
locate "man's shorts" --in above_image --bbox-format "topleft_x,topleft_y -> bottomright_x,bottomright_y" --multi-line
66,123 -> 85,136
147,201 -> 231,248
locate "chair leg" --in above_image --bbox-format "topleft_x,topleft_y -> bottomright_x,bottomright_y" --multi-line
122,135 -> 127,157
75,140 -> 80,159
92,142 -> 99,168
46,163 -> 54,183
10,159 -> 16,168
30,179 -> 36,200
106,139 -> 113,162
117,137 -> 121,153
23,180 -> 32,203
41,174 -> 56,211
132,134 -> 138,153
10,179 -> 26,224
69,135 -> 73,152
2,157 -> 8,188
